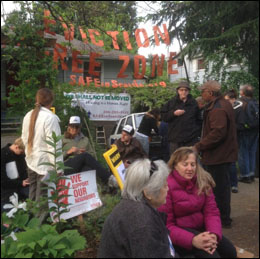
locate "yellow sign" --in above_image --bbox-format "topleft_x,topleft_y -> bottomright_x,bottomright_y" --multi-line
50,107 -> 56,114
103,145 -> 125,190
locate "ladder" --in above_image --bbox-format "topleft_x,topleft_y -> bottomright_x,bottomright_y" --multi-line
96,126 -> 107,146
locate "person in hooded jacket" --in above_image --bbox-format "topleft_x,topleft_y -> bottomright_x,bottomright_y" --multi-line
161,81 -> 201,155
224,89 -> 244,193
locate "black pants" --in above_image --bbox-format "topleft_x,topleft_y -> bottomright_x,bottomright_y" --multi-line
64,152 -> 111,184
204,163 -> 232,225
175,228 -> 237,258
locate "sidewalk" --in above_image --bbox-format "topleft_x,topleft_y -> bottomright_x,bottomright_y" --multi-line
223,178 -> 259,257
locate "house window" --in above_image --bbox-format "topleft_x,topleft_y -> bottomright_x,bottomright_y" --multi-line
83,61 -> 102,80
197,59 -> 205,70
178,58 -> 184,67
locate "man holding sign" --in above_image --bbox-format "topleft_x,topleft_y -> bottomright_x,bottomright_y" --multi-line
115,125 -> 147,168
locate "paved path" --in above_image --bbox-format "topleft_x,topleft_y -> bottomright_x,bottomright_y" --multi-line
223,178 -> 259,257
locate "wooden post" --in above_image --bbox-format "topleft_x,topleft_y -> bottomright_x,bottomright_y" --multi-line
78,214 -> 85,234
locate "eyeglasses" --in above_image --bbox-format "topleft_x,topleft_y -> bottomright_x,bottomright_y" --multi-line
150,161 -> 158,177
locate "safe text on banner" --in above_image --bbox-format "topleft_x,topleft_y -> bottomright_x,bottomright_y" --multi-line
48,170 -> 102,222
64,92 -> 131,121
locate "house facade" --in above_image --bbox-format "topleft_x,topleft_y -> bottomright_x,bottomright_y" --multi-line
169,56 -> 241,84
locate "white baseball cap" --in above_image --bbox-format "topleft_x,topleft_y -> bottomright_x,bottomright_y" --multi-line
69,116 -> 81,124
122,125 -> 134,136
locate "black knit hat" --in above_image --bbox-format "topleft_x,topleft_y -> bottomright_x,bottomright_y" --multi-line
176,81 -> 191,90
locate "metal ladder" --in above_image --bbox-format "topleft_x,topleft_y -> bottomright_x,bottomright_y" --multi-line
96,126 -> 106,146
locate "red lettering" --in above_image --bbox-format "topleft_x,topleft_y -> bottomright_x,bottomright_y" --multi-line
44,10 -> 56,36
123,31 -> 132,50
79,26 -> 88,44
117,56 -> 130,78
59,17 -> 74,41
86,77 -> 93,86
135,28 -> 150,48
94,78 -> 101,87
78,76 -> 85,86
72,50 -> 83,73
70,75 -> 77,85
89,53 -> 102,77
153,24 -> 170,46
134,55 -> 146,79
151,54 -> 165,77
107,31 -> 120,50
168,52 -> 178,74
88,29 -> 104,47
70,174 -> 82,184
53,43 -> 68,70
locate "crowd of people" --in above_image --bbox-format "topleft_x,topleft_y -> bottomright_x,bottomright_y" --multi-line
1,80 -> 259,258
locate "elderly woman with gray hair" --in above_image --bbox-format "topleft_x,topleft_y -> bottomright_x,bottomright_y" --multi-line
98,159 -> 177,258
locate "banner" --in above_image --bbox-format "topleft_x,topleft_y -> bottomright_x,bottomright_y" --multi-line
103,145 -> 125,190
48,170 -> 102,222
64,92 -> 131,121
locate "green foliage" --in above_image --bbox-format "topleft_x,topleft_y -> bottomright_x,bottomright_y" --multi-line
1,224 -> 86,258
148,1 -> 259,88
2,3 -> 59,117
39,131 -> 73,233
82,192 -> 121,241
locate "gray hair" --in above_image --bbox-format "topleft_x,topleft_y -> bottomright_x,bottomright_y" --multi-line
121,159 -> 170,201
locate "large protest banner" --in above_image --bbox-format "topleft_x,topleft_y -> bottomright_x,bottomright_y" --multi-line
48,170 -> 102,222
103,145 -> 125,190
64,92 -> 131,121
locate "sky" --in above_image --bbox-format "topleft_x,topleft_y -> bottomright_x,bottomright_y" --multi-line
1,1 -> 180,57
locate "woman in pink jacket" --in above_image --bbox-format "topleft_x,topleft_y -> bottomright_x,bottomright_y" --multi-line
158,147 -> 236,258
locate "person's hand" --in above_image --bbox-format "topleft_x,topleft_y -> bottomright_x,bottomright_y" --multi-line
67,146 -> 79,155
174,109 -> 185,116
192,232 -> 217,255
22,178 -> 30,187
78,148 -> 86,153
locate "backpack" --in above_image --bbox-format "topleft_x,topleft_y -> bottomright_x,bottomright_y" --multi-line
243,99 -> 259,129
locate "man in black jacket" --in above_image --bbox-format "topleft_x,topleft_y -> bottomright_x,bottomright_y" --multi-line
1,138 -> 29,212
161,81 -> 201,155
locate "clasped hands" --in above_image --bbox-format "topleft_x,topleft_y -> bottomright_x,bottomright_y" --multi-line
192,232 -> 218,255
67,146 -> 86,155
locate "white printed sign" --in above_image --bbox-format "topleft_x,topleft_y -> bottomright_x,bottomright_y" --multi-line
64,92 -> 131,121
48,170 -> 102,222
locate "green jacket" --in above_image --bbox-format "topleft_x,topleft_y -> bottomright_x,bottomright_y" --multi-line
62,133 -> 95,161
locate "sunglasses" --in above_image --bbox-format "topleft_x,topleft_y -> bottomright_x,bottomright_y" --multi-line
150,161 -> 158,177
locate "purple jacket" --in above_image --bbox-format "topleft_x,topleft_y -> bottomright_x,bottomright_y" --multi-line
158,170 -> 222,250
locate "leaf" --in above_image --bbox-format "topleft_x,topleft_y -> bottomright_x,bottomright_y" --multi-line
28,242 -> 36,250
27,218 -> 40,229
37,239 -> 47,248
38,162 -> 54,167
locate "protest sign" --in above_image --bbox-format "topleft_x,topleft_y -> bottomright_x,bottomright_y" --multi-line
103,145 -> 125,190
48,170 -> 102,222
64,92 -> 131,121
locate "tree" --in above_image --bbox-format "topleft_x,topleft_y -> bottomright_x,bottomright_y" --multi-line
148,1 -> 259,89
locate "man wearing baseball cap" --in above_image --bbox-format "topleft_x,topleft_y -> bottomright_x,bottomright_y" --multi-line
194,80 -> 238,228
161,80 -> 201,154
62,116 -> 117,188
115,125 -> 147,167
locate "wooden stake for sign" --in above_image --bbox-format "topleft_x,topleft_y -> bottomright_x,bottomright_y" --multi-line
78,214 -> 85,233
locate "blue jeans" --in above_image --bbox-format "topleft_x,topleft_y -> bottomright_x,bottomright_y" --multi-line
238,130 -> 259,178
229,162 -> 238,188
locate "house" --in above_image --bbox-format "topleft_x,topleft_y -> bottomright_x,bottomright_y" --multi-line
169,55 -> 241,84
1,32 -> 144,138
